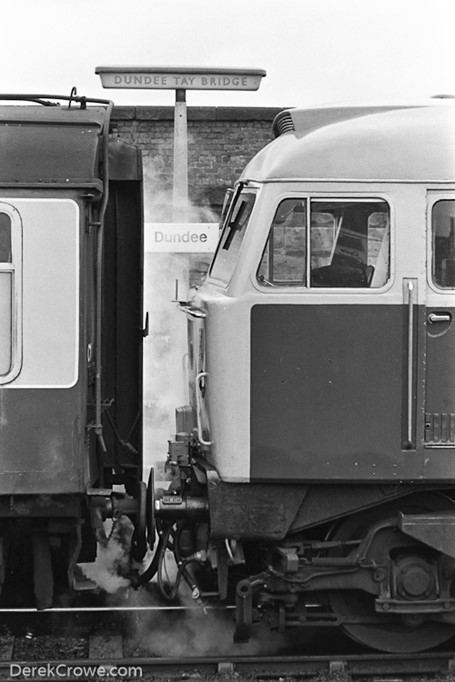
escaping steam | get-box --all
[142,157,218,480]
[121,579,292,658]
[81,157,255,656]
[79,517,133,594]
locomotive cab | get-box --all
[152,101,455,653]
[186,104,455,485]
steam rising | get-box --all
[128,161,280,658]
[125,606,289,658]
[121,577,292,658]
[79,518,132,594]
[83,157,281,659]
[142,158,218,478]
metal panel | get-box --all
[0,106,106,184]
[400,513,455,559]
[250,303,418,482]
[0,387,84,493]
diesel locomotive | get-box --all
[0,93,146,608]
[147,99,455,653]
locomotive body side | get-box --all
[190,104,455,484]
[152,102,455,653]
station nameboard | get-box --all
[96,66,266,91]
[145,223,219,253]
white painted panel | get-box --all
[7,199,79,388]
[0,272,11,375]
[205,295,251,482]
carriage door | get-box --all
[425,195,455,450]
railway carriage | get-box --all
[0,94,145,608]
[150,100,455,653]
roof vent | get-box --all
[273,110,295,137]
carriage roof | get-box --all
[0,103,107,184]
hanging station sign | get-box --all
[95,66,266,91]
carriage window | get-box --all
[0,213,13,375]
[257,198,390,288]
[432,200,455,288]
[209,192,255,285]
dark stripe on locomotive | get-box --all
[249,303,448,482]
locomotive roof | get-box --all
[0,104,108,185]
[241,102,455,183]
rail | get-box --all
[0,608,454,679]
[1,651,455,679]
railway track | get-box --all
[0,610,454,681]
[1,648,455,680]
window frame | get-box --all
[256,195,392,292]
[208,188,257,287]
[0,203,22,384]
[257,197,308,287]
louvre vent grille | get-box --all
[273,111,295,137]
[425,412,455,445]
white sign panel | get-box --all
[96,67,266,91]
[145,223,219,253]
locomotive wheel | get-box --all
[328,493,455,653]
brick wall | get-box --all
[111,106,283,220]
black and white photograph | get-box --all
[1,0,455,679]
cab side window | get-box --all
[432,200,455,288]
[257,198,390,288]
[257,199,307,286]
[310,201,390,288]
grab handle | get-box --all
[404,279,417,449]
[195,372,212,446]
[428,312,451,324]
[179,305,207,319]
